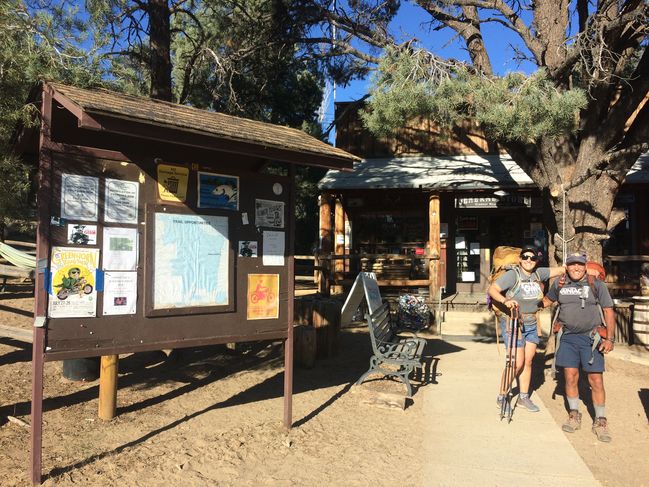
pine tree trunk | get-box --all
[148,0,172,101]
[547,175,619,265]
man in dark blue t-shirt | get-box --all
[543,251,615,442]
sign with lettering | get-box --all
[455,195,531,208]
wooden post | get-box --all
[318,192,333,296]
[284,164,296,428]
[429,193,441,304]
[31,86,55,487]
[98,355,119,420]
[333,197,345,294]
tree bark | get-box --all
[148,0,173,101]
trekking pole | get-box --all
[507,306,519,423]
[500,306,519,422]
[500,306,517,421]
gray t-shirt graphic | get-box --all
[546,277,614,334]
[495,267,551,315]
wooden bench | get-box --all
[356,302,427,397]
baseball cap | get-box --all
[520,245,539,257]
[566,251,587,265]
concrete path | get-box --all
[422,338,599,486]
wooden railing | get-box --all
[312,252,431,290]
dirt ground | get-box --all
[535,345,649,486]
[1,286,649,486]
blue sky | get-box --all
[322,2,538,141]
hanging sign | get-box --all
[157,164,189,202]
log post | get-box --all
[98,355,119,421]
[333,197,345,294]
[429,193,441,304]
[318,193,333,296]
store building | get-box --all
[318,101,649,300]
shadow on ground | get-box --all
[2,326,467,481]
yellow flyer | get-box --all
[247,274,279,320]
[48,247,100,318]
[157,164,189,202]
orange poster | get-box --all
[247,274,279,320]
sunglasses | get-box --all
[520,255,538,262]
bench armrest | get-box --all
[378,339,422,359]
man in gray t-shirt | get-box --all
[488,246,565,413]
[543,251,615,442]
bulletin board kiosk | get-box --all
[17,83,358,484]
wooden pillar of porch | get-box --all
[429,194,441,303]
[333,198,345,295]
[318,192,333,296]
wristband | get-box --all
[605,337,615,344]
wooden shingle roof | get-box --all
[47,82,359,169]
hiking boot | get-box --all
[592,417,612,443]
[517,396,540,412]
[562,410,582,433]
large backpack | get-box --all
[487,246,542,317]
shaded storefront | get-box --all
[318,103,649,301]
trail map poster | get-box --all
[48,247,100,318]
[247,274,279,320]
[154,213,229,309]
[60,174,99,221]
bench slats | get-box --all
[358,301,427,397]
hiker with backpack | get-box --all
[488,246,566,413]
[542,251,615,442]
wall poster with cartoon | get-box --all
[48,247,100,318]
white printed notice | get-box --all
[61,173,99,221]
[262,231,285,266]
[103,272,137,315]
[103,227,138,270]
[105,179,139,223]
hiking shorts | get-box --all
[556,332,605,373]
[499,316,539,349]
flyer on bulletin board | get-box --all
[247,274,279,320]
[60,173,99,221]
[103,227,138,270]
[103,272,137,315]
[157,164,189,202]
[105,179,139,223]
[48,247,99,318]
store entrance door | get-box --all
[454,212,524,294]
[454,214,491,293]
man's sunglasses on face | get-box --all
[521,254,538,262]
